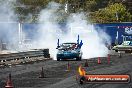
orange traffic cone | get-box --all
[84,60,88,67]
[98,57,101,64]
[66,61,70,71]
[107,54,110,64]
[5,73,13,88]
[39,67,44,78]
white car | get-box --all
[112,41,132,53]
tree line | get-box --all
[14,0,132,23]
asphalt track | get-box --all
[0,51,132,88]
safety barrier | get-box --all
[0,49,50,66]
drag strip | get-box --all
[45,58,132,88]
[0,53,132,88]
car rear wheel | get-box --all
[57,58,60,61]
[115,49,118,52]
[76,57,82,61]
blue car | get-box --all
[56,35,83,61]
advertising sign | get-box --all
[125,27,132,34]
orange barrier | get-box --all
[5,74,13,88]
[98,57,101,64]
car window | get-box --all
[59,43,77,50]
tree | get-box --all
[14,0,132,23]
[90,3,132,23]
[84,0,97,11]
[15,0,49,22]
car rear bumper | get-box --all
[57,53,79,59]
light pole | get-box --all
[18,22,23,49]
[115,30,119,45]
[115,12,119,22]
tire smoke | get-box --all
[33,2,111,60]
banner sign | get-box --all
[125,27,132,34]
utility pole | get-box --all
[18,22,23,49]
[115,31,119,45]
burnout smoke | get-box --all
[0,1,110,59]
[0,0,26,51]
[67,13,110,58]
[35,2,110,60]
[34,2,62,59]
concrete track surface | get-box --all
[0,53,132,88]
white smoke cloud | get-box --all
[0,0,111,58]
[67,13,111,58]
[32,2,62,59]
[0,0,15,22]
[0,0,26,51]
[34,2,111,60]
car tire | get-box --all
[76,57,82,61]
[57,58,60,61]
[115,50,118,52]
